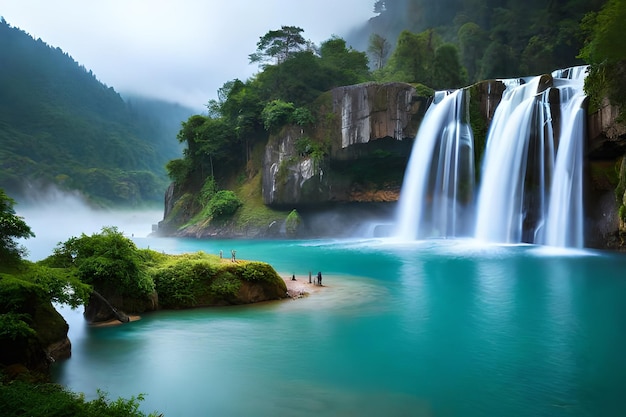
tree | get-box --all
[367,33,391,70]
[319,36,370,85]
[432,44,467,89]
[249,26,307,65]
[578,0,626,118]
[381,29,440,85]
[0,189,34,267]
[51,227,154,299]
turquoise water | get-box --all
[51,238,626,416]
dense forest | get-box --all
[0,18,191,207]
[348,0,606,82]
[163,0,624,234]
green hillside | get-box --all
[0,18,190,207]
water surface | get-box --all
[52,238,626,416]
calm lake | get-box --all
[51,237,626,417]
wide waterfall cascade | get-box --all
[475,69,588,247]
[395,89,474,240]
[396,66,588,248]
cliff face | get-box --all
[260,79,626,247]
[262,82,428,207]
[586,98,626,249]
[161,78,626,248]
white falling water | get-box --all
[395,66,588,248]
[541,73,588,247]
[395,89,474,240]
[474,77,555,244]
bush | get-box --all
[0,378,160,417]
[285,209,301,237]
[261,100,295,131]
[207,190,242,218]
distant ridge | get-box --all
[0,18,192,206]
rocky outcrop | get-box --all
[83,289,158,324]
[262,82,428,207]
[587,98,626,158]
[586,99,626,249]
[0,281,70,373]
[331,82,425,158]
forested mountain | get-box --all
[347,0,605,82]
[0,18,191,206]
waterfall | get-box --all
[395,89,474,240]
[395,66,588,248]
[540,71,588,247]
[474,77,556,244]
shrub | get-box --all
[207,190,242,218]
[261,100,295,131]
[285,209,301,237]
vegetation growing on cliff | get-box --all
[578,0,626,119]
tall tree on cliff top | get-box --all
[249,26,308,65]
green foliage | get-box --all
[292,107,315,126]
[432,44,468,89]
[364,0,600,84]
[368,33,391,70]
[0,189,34,267]
[22,264,91,308]
[150,254,281,308]
[579,0,626,118]
[240,262,280,283]
[207,190,242,218]
[294,137,327,162]
[249,26,308,65]
[0,312,36,341]
[199,177,218,207]
[261,100,296,131]
[319,36,371,85]
[0,378,159,417]
[48,227,154,299]
[285,209,302,237]
[152,260,205,307]
[209,272,241,298]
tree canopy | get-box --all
[0,189,34,267]
[249,26,308,65]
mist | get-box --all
[1,1,375,110]
[15,186,163,261]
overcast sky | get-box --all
[2,1,375,111]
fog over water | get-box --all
[15,186,162,261]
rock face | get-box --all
[586,99,626,249]
[0,282,70,372]
[161,78,626,248]
[262,82,428,207]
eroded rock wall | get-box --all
[262,82,427,207]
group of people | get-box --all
[303,271,322,285]
[219,249,237,262]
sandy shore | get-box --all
[282,274,325,299]
[89,315,141,327]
